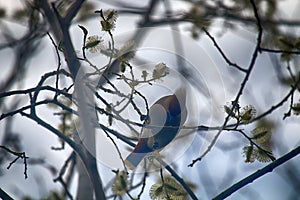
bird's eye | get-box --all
[140,114,151,125]
[144,116,151,125]
[140,114,147,121]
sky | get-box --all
[0,0,300,199]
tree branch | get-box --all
[165,164,198,200]
[213,145,300,200]
[0,188,14,200]
[189,0,263,167]
[0,145,29,179]
[202,28,247,73]
[64,0,85,24]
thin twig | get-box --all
[0,145,29,179]
[136,171,148,199]
[260,47,300,55]
[202,28,248,73]
[254,74,300,122]
[54,152,76,200]
[236,129,275,161]
[165,164,198,200]
[189,0,263,167]
[102,128,128,173]
[160,167,170,199]
[47,32,62,99]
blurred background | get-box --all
[0,0,300,199]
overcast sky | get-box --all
[1,1,300,199]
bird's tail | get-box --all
[124,152,147,170]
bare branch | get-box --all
[64,0,85,24]
[0,188,14,200]
[213,144,300,200]
[0,145,29,179]
[189,0,264,167]
[202,28,248,73]
[165,164,198,200]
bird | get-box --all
[124,88,187,170]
